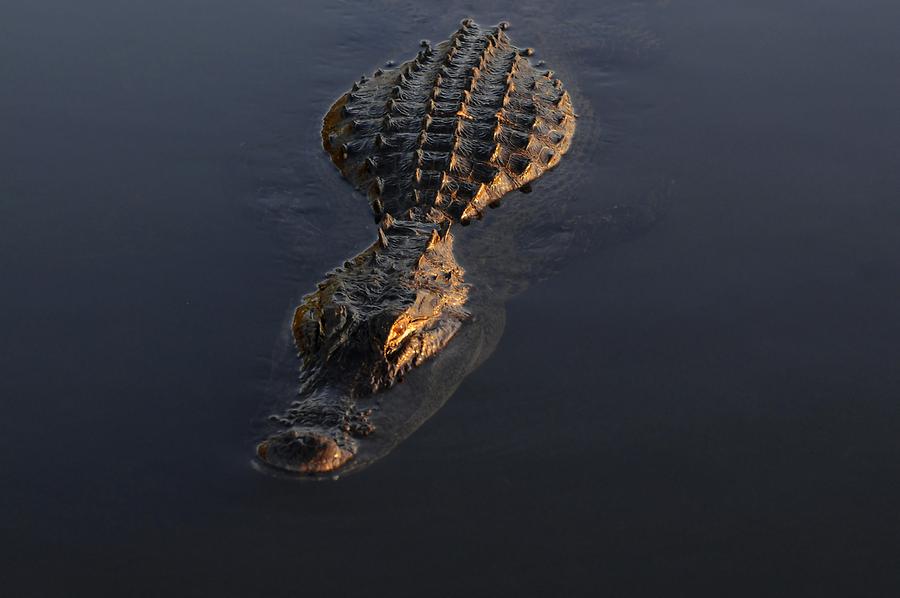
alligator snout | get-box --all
[256,428,354,474]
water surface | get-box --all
[2,1,900,595]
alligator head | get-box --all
[257,209,469,474]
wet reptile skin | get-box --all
[256,19,576,475]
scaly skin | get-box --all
[321,19,576,224]
[257,208,469,473]
[257,19,576,475]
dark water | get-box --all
[3,1,900,595]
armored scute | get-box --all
[323,19,576,223]
[257,19,576,475]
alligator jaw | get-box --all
[256,427,356,474]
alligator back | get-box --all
[321,19,576,224]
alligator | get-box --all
[256,19,577,475]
